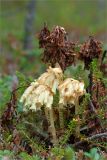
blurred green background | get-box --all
[0,0,107,76]
[0,1,107,156]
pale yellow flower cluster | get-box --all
[20,67,63,111]
[20,66,85,111]
[20,66,86,143]
[59,78,85,106]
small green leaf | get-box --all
[64,147,75,160]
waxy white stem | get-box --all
[49,108,58,145]
[59,104,64,129]
[44,107,50,124]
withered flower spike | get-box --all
[38,25,76,70]
[38,24,50,48]
[79,36,102,69]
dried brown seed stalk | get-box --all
[38,25,76,70]
[79,36,102,69]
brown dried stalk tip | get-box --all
[38,25,76,70]
[79,36,102,69]
[38,23,50,48]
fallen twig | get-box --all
[73,132,107,147]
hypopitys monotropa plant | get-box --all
[20,25,86,145]
[59,78,85,136]
[20,66,63,144]
[20,65,86,144]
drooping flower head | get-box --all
[59,78,85,106]
[23,84,53,111]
